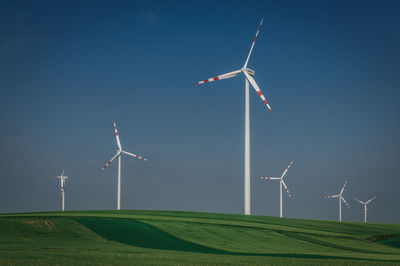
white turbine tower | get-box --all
[101,121,148,210]
[260,161,294,218]
[195,18,273,215]
[55,168,68,211]
[354,196,376,223]
[324,181,350,221]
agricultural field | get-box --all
[1,210,399,265]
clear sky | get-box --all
[1,0,399,223]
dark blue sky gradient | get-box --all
[1,0,399,223]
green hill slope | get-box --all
[1,210,399,265]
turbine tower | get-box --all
[260,161,294,218]
[55,168,68,211]
[195,18,273,215]
[324,181,350,221]
[354,196,376,223]
[101,121,148,210]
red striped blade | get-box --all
[123,151,148,162]
[244,17,264,68]
[195,69,241,85]
[282,180,292,198]
[101,151,121,170]
[243,70,273,113]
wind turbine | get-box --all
[354,196,376,223]
[195,18,273,215]
[260,161,294,218]
[55,168,68,211]
[324,181,350,221]
[101,121,148,210]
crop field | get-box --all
[1,210,399,265]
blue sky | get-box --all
[1,0,400,223]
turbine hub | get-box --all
[243,68,255,76]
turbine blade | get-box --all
[281,160,294,179]
[260,177,281,180]
[340,180,347,195]
[341,196,350,208]
[113,120,122,150]
[366,196,376,204]
[101,151,120,170]
[324,194,339,199]
[282,180,292,198]
[194,69,241,85]
[243,70,273,113]
[123,151,148,162]
[353,197,364,204]
[243,17,264,68]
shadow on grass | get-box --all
[276,230,400,255]
[379,238,400,248]
[73,217,399,262]
[368,234,400,248]
[74,217,221,254]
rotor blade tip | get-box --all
[267,105,274,114]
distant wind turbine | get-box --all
[354,196,376,223]
[55,168,68,211]
[260,161,294,218]
[195,17,273,215]
[101,121,148,210]
[324,181,350,221]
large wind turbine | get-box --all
[195,18,273,215]
[55,168,68,211]
[324,181,350,221]
[354,196,376,223]
[101,121,148,210]
[260,161,294,218]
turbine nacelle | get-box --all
[55,168,68,181]
[242,68,255,76]
[55,176,68,180]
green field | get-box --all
[1,210,399,265]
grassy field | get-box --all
[1,210,399,265]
